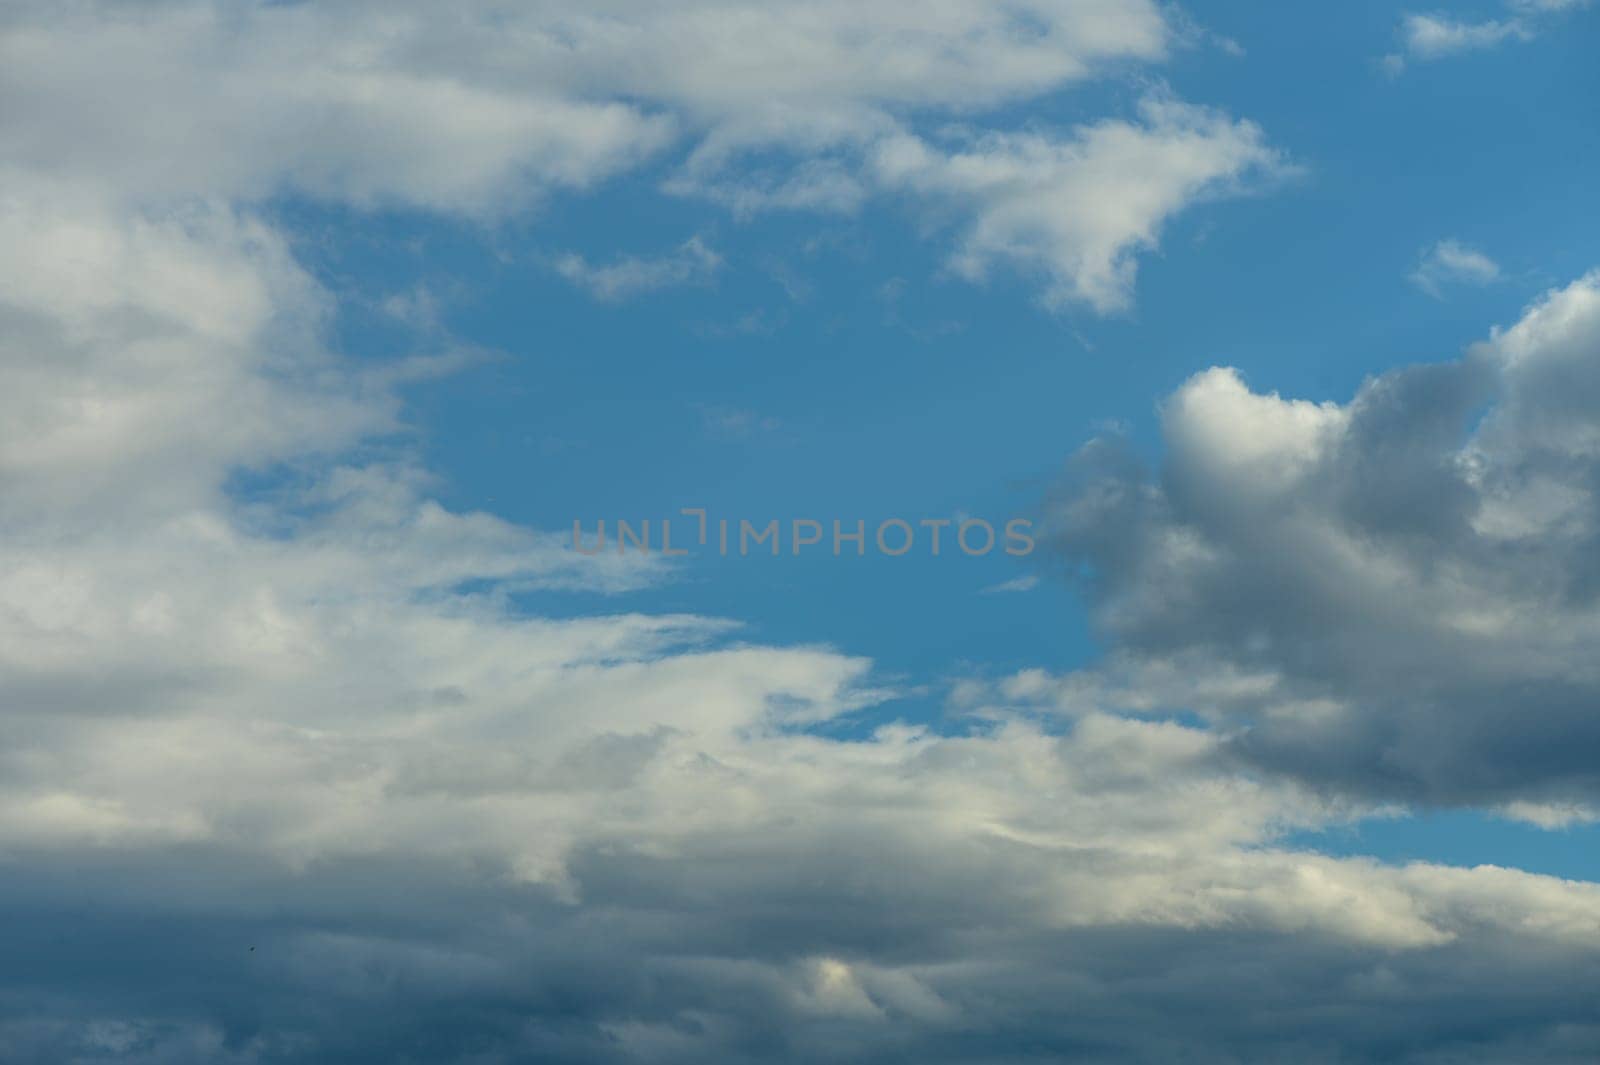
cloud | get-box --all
[1411,239,1502,297]
[1510,0,1593,12]
[0,0,1169,214]
[0,3,674,214]
[4,179,1600,1054]
[696,404,782,438]
[0,181,1591,1064]
[982,575,1041,594]
[1500,800,1600,829]
[1400,13,1531,59]
[1037,271,1600,808]
[0,0,1274,313]
[5,4,1596,1060]
[555,237,723,302]
[1384,1,1590,70]
[8,700,1600,1060]
[0,181,388,521]
[872,95,1289,312]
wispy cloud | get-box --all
[1410,239,1501,297]
[555,236,722,302]
[872,94,1290,313]
[1500,800,1600,830]
[696,403,781,438]
[1384,0,1589,72]
[982,574,1040,594]
[1401,13,1530,59]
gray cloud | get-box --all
[5,827,1600,1063]
[1035,273,1600,808]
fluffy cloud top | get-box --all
[1038,272,1600,807]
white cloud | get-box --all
[1400,13,1530,59]
[0,181,385,520]
[872,96,1288,312]
[1163,366,1349,493]
[0,0,1169,214]
[555,237,722,302]
[1500,800,1600,829]
[0,4,673,214]
[1385,0,1590,69]
[1411,239,1502,296]
[0,0,1275,313]
[983,575,1041,594]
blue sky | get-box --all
[302,0,1600,870]
[4,1,1600,1061]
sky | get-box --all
[2,1,1600,1062]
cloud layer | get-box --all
[0,0,1270,312]
[3,3,1599,1062]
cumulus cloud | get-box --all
[0,182,385,520]
[1036,271,1600,807]
[4,3,1598,1061]
[1411,239,1502,297]
[5,178,1600,1054]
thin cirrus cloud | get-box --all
[555,237,723,302]
[1383,0,1590,71]
[1410,238,1502,296]
[983,575,1042,594]
[695,403,783,439]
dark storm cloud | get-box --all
[5,841,1600,1064]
